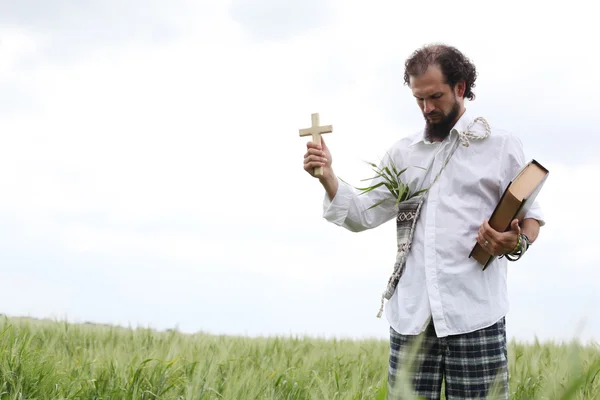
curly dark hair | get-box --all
[403,44,478,101]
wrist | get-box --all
[509,235,521,254]
[320,173,338,201]
[502,233,532,262]
[319,169,336,187]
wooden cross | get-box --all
[299,113,333,177]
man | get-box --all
[303,44,544,399]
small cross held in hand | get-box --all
[299,113,333,177]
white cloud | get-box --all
[0,28,39,78]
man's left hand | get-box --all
[477,219,520,257]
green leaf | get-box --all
[395,184,408,205]
[356,182,385,194]
[367,198,389,210]
[395,167,409,177]
[359,175,384,182]
[370,172,394,191]
[382,166,395,180]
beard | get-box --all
[424,99,460,142]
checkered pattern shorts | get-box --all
[388,317,508,400]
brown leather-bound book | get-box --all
[469,159,549,270]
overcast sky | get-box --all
[1,0,598,344]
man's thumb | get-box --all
[511,219,520,232]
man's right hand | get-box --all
[303,137,332,179]
[303,137,338,200]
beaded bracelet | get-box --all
[509,235,522,254]
[503,233,531,262]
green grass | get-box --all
[0,316,599,399]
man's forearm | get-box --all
[521,218,540,243]
[320,173,339,201]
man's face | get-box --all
[409,64,464,141]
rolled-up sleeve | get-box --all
[322,176,398,232]
[323,178,354,226]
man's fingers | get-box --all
[303,139,329,178]
[478,224,486,238]
[481,233,494,249]
[477,224,498,255]
[304,159,325,175]
[477,235,495,255]
[481,221,495,242]
[476,233,487,247]
[304,154,327,167]
[305,162,323,171]
[305,153,327,163]
[305,144,326,157]
[482,220,494,236]
[306,141,322,150]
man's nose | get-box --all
[423,100,435,114]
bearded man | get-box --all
[303,44,545,399]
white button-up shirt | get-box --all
[322,109,545,337]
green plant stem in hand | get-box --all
[340,155,429,210]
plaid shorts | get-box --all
[388,317,508,400]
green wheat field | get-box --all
[1,316,599,399]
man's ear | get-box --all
[455,81,466,98]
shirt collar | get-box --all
[409,108,473,147]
